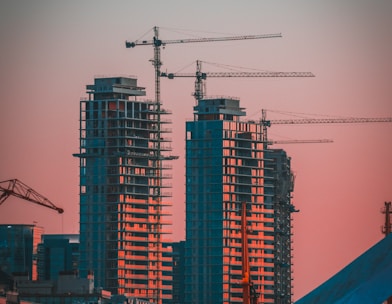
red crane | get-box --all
[0,179,64,214]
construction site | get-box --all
[1,19,392,304]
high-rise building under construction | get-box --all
[75,77,173,303]
[184,97,294,303]
[264,149,295,303]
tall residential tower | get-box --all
[184,98,294,303]
[75,77,174,303]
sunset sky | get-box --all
[1,0,391,300]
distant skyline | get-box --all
[1,1,391,300]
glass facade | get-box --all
[184,98,294,303]
[171,241,185,304]
[75,77,173,303]
[37,234,79,281]
[0,224,43,280]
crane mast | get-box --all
[152,26,162,106]
[381,201,392,304]
[0,179,64,214]
[381,201,392,236]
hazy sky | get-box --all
[1,0,391,300]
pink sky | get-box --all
[1,1,391,300]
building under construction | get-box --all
[264,149,295,303]
[184,97,295,303]
[74,77,174,303]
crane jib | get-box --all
[125,33,282,48]
[0,179,64,214]
[269,117,392,125]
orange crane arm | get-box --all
[0,179,64,214]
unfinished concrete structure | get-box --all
[184,97,295,303]
[75,77,174,303]
[264,149,296,303]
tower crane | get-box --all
[126,27,282,104]
[261,109,392,148]
[161,60,314,102]
[0,179,64,214]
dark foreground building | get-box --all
[37,234,79,281]
[0,224,43,281]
